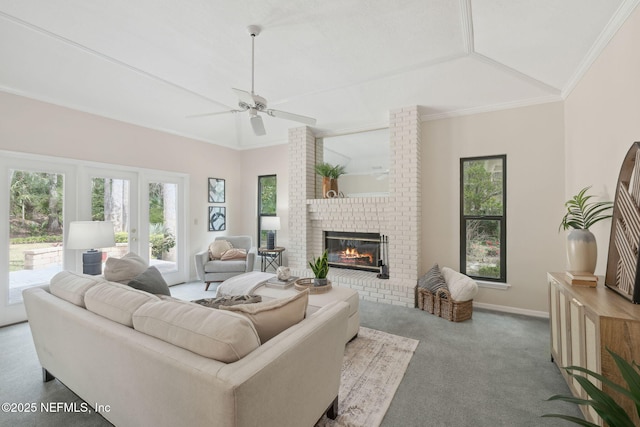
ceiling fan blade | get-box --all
[250,114,266,136]
[267,109,316,125]
[186,110,239,118]
[232,88,256,106]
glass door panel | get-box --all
[8,170,64,304]
[91,177,131,264]
[148,181,178,275]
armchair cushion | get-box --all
[205,259,248,273]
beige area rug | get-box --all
[316,327,419,427]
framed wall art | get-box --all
[208,206,226,231]
[208,178,225,203]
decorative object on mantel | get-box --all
[315,162,346,198]
[606,142,640,303]
[559,186,613,274]
[308,250,330,287]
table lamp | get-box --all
[262,216,281,250]
[67,221,116,275]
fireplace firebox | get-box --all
[325,231,380,272]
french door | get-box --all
[1,153,188,326]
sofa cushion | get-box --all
[204,259,247,273]
[132,299,260,363]
[85,282,160,327]
[220,248,247,260]
[192,294,262,309]
[441,267,478,302]
[220,289,309,343]
[49,270,106,307]
[208,240,233,260]
[418,263,448,293]
[104,252,148,284]
[127,266,171,296]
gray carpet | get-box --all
[0,281,582,426]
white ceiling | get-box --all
[0,0,637,150]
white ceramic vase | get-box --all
[567,229,597,273]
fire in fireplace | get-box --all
[325,231,380,272]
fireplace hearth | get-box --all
[325,231,381,272]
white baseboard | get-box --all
[473,301,548,319]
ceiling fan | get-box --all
[188,25,317,136]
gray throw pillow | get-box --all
[127,266,170,296]
[192,294,262,309]
[418,263,448,293]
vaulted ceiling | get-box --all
[0,0,637,150]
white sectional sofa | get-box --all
[23,271,349,427]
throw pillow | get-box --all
[220,248,247,260]
[104,252,148,284]
[192,294,262,309]
[208,239,233,260]
[128,266,171,296]
[441,267,478,302]
[220,289,309,343]
[418,263,448,293]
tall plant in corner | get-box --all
[559,186,613,274]
[543,348,640,427]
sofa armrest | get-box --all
[245,247,257,272]
[217,301,349,427]
[194,250,209,281]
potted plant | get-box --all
[559,186,613,273]
[543,348,640,426]
[315,162,346,198]
[309,250,329,286]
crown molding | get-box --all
[562,0,640,98]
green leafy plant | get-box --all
[559,186,613,231]
[543,348,640,426]
[309,250,329,279]
[149,224,176,259]
[314,162,346,179]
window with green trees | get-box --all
[460,155,506,282]
[258,175,277,248]
[9,170,64,302]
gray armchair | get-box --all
[195,236,257,290]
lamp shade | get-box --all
[261,216,281,231]
[67,221,116,249]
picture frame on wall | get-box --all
[208,178,225,203]
[208,206,226,231]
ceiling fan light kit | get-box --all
[188,25,317,136]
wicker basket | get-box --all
[417,287,473,322]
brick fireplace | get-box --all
[288,106,421,306]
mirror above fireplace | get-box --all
[316,128,390,198]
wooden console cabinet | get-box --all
[548,272,640,426]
